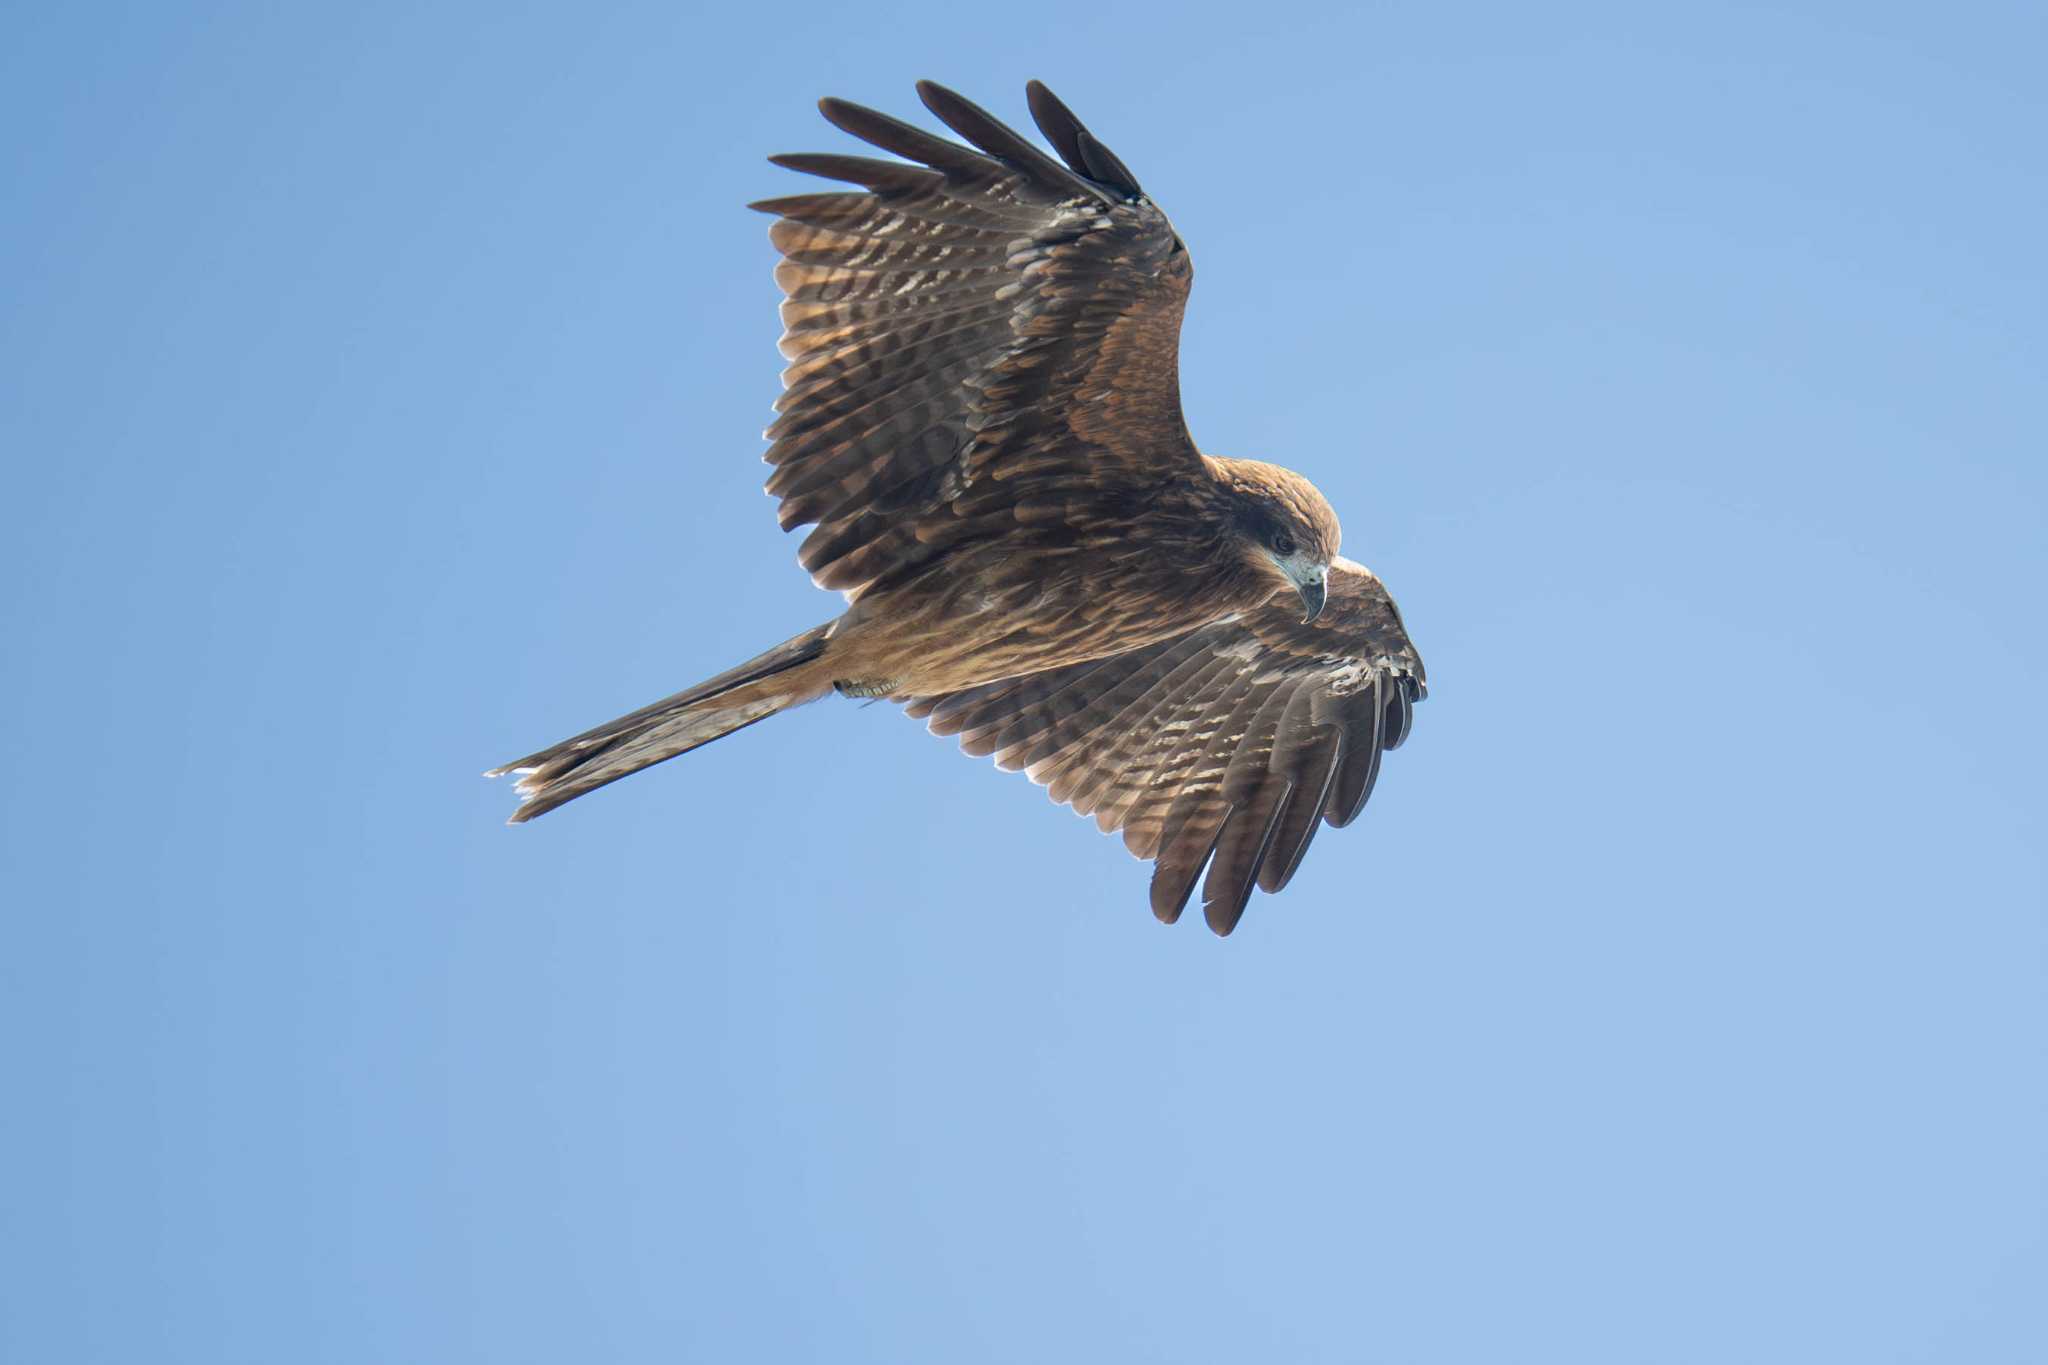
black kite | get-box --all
[490,81,1427,935]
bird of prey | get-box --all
[490,80,1426,935]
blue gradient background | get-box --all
[5,3,2044,1361]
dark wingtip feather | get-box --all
[817,96,986,175]
[916,80,1109,204]
[1384,683,1416,751]
[1025,80,1143,198]
[760,152,947,197]
[1324,682,1388,829]
[1257,735,1344,894]
[1150,818,1227,925]
[1203,796,1289,936]
[1327,739,1382,829]
[1075,129,1142,198]
[1024,80,1089,175]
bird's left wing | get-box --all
[905,560,1427,935]
[751,80,1200,601]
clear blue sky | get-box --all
[4,2,2044,1361]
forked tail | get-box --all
[487,623,835,822]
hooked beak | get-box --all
[1295,569,1328,623]
[1266,549,1331,623]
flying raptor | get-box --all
[490,80,1427,935]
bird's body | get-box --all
[492,80,1427,934]
[823,457,1305,696]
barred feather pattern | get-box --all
[751,80,1198,602]
[905,560,1426,935]
[494,82,1430,935]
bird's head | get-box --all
[1207,457,1343,622]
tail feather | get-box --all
[488,623,833,822]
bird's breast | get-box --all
[838,542,1268,697]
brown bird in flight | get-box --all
[490,80,1427,935]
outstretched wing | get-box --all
[905,561,1427,936]
[752,80,1198,600]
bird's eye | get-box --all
[1272,533,1297,557]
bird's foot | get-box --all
[833,678,899,699]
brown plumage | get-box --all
[489,80,1427,935]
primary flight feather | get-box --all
[490,80,1427,935]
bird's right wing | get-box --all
[751,81,1201,601]
[905,560,1427,935]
